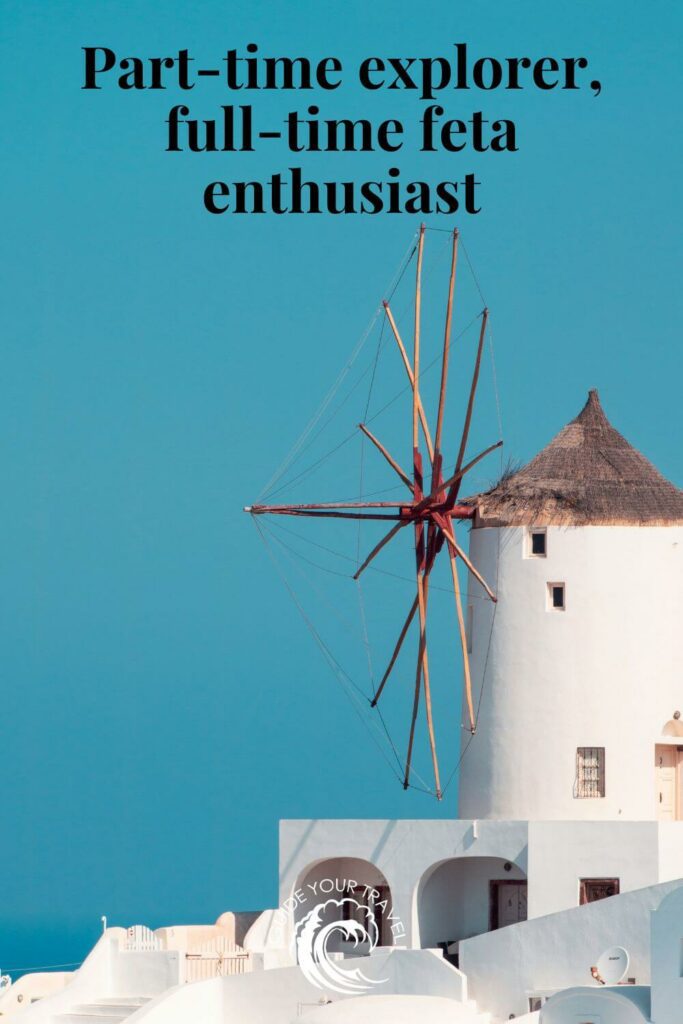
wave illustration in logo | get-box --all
[294,896,388,995]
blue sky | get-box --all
[1,0,681,973]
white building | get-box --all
[8,391,683,1023]
[275,390,683,1019]
[459,388,683,824]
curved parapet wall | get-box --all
[540,985,650,1023]
[459,877,683,1019]
[0,972,72,1022]
[125,950,470,1024]
[650,883,683,1021]
[299,994,482,1023]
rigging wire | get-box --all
[365,313,482,429]
[3,962,81,974]
[252,226,505,801]
[441,483,503,783]
[353,230,453,698]
[264,516,495,610]
[257,232,418,502]
[262,521,371,640]
[262,327,395,501]
[441,495,503,798]
[254,518,438,795]
[260,230,454,503]
[263,515,496,598]
[356,579,375,687]
[322,483,407,503]
[265,534,357,582]
[488,317,504,445]
[448,234,503,790]
[429,227,505,796]
[354,299,390,694]
[264,313,482,502]
[263,428,358,501]
[460,236,487,308]
[253,519,406,781]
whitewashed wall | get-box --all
[459,878,683,1020]
[527,821,660,918]
[656,821,683,882]
[540,985,650,1023]
[123,978,224,1023]
[299,993,484,1023]
[280,818,680,950]
[460,525,683,822]
[418,855,526,948]
[19,929,180,1024]
[279,818,528,949]
[20,930,123,1023]
[126,950,469,1024]
[0,971,71,1022]
[650,884,683,1023]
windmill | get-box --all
[245,226,501,800]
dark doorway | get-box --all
[489,880,528,930]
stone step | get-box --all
[57,1015,130,1024]
[77,1001,150,1012]
[57,999,152,1024]
[95,998,151,1005]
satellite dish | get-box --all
[596,945,630,984]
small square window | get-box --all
[576,747,606,798]
[579,878,619,904]
[530,529,547,557]
[548,582,565,610]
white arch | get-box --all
[414,855,527,950]
[291,856,397,954]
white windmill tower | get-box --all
[459,389,683,822]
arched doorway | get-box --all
[293,857,397,955]
[416,856,527,955]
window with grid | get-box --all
[576,747,605,798]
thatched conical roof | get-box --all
[469,389,683,527]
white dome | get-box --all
[296,994,480,1023]
[540,985,649,1023]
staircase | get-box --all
[56,996,151,1023]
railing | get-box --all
[184,938,252,982]
[123,926,161,952]
[296,1000,333,1016]
[120,925,253,981]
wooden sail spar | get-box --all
[247,226,501,799]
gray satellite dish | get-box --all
[596,945,630,985]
